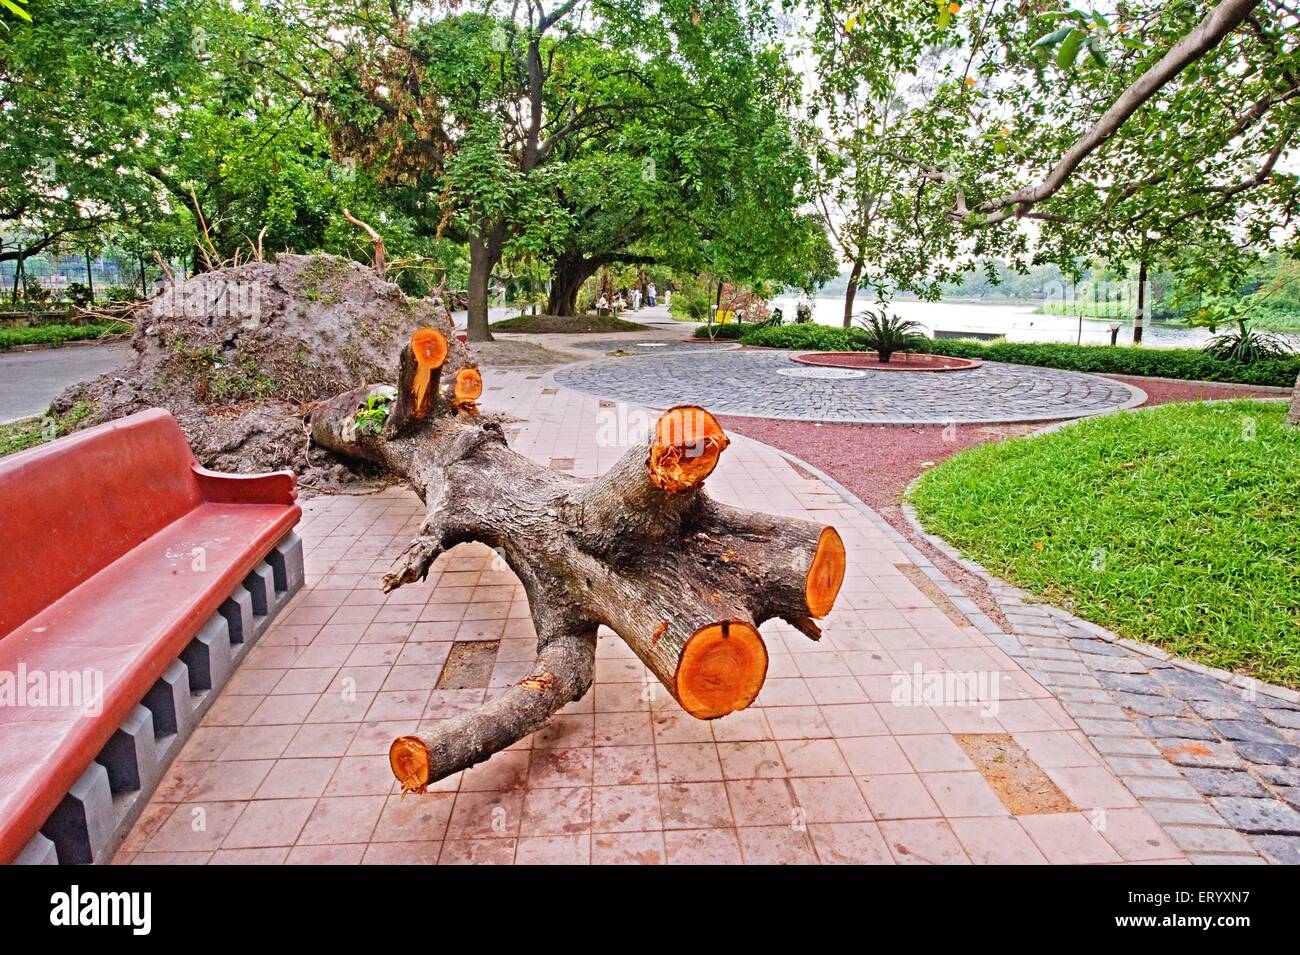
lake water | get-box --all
[769,295,1219,349]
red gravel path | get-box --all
[721,375,1293,630]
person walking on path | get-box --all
[631,286,642,310]
[647,282,657,307]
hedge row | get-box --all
[0,321,130,350]
[720,322,1300,388]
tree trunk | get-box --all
[843,256,863,329]
[466,235,497,343]
[1133,257,1147,344]
[85,250,95,304]
[1287,372,1300,427]
[306,319,846,790]
[546,254,597,317]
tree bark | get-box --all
[466,233,499,343]
[1133,257,1147,344]
[1287,372,1300,426]
[546,253,598,317]
[306,324,847,790]
[843,255,863,328]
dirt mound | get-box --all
[471,339,586,369]
[50,254,459,485]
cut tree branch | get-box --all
[306,313,846,791]
[343,209,387,279]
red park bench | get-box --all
[0,408,303,864]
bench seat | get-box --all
[0,409,302,863]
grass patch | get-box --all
[0,321,130,350]
[909,401,1300,686]
[734,323,1300,387]
[489,313,644,333]
[0,416,46,457]
[0,401,95,460]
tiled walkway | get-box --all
[115,374,1184,864]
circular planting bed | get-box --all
[793,351,981,372]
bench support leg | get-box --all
[221,586,255,656]
[269,531,305,595]
[142,660,193,762]
[14,832,58,865]
[41,762,114,865]
[180,614,232,693]
[97,704,160,797]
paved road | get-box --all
[553,348,1144,425]
[0,343,129,422]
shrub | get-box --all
[854,310,926,362]
[691,323,745,339]
[1202,327,1295,364]
[735,323,1300,387]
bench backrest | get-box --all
[0,409,203,637]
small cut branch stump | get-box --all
[308,317,846,792]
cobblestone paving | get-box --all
[553,349,1143,424]
[898,499,1300,865]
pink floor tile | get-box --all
[664,828,743,864]
[858,774,942,820]
[1019,812,1125,864]
[878,819,971,865]
[592,831,665,865]
[950,817,1049,864]
[737,826,819,864]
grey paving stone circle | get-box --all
[553,348,1141,424]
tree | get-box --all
[0,0,199,267]
[279,1,635,340]
[806,0,1299,344]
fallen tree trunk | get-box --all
[308,321,846,791]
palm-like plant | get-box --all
[1203,324,1295,364]
[854,309,927,362]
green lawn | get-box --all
[909,401,1300,686]
[0,320,130,350]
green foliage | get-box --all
[735,323,1300,386]
[354,389,394,435]
[910,401,1300,686]
[670,277,717,323]
[0,417,44,457]
[0,321,129,349]
[853,310,926,362]
[1203,328,1295,365]
[691,323,745,340]
[735,322,870,351]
